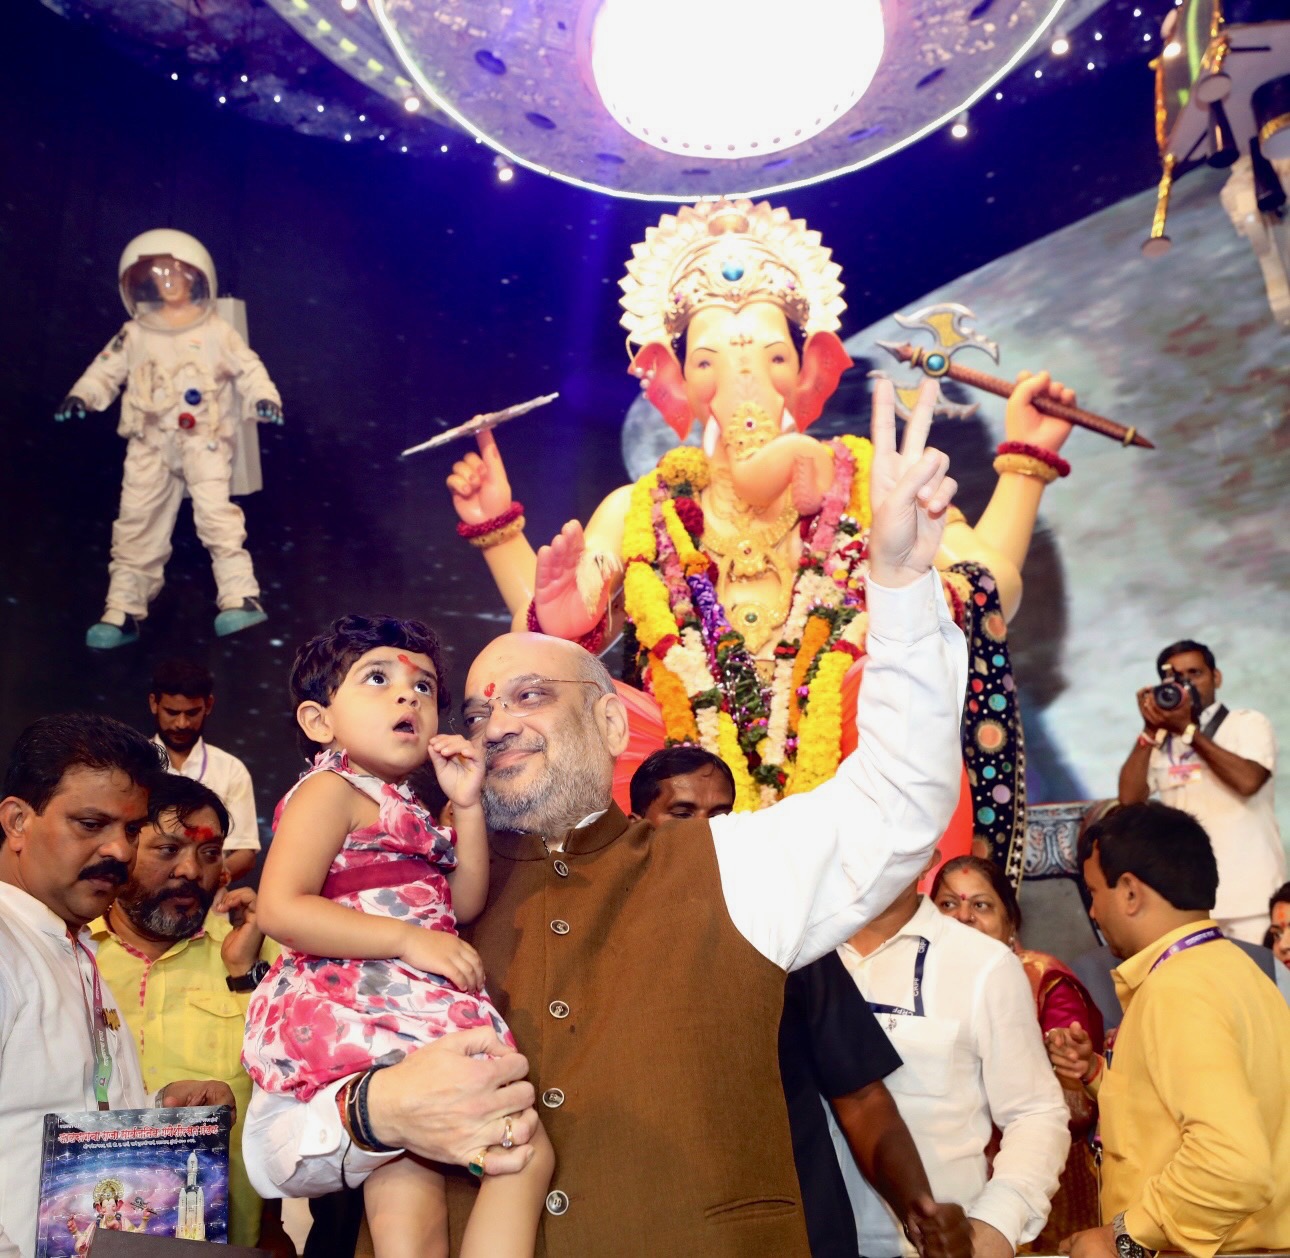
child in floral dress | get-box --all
[244,614,551,1258]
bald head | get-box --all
[465,633,627,837]
[465,633,614,705]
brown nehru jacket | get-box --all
[446,803,809,1257]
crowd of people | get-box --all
[2,415,1288,1258]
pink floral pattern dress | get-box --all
[242,749,513,1101]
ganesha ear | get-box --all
[792,331,853,431]
[630,342,694,440]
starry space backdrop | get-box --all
[2,0,1285,859]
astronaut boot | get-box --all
[214,597,267,637]
[86,612,141,650]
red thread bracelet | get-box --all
[995,442,1070,478]
[456,502,525,540]
[526,600,608,655]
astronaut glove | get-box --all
[55,396,88,423]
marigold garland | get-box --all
[790,614,833,728]
[623,563,677,652]
[658,447,711,491]
[660,498,710,577]
[622,435,881,808]
[622,472,660,564]
[716,711,761,812]
[785,649,854,796]
[839,436,873,527]
[649,659,699,743]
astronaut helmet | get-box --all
[118,230,217,330]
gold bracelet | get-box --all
[466,515,526,549]
[993,453,1060,484]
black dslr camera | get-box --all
[1152,666,1200,717]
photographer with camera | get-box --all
[1118,640,1284,944]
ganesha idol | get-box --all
[448,200,1075,879]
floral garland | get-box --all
[622,440,880,810]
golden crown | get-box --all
[620,200,846,348]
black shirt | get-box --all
[779,950,904,1258]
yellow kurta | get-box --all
[89,913,276,1248]
[1095,919,1290,1255]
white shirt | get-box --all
[834,898,1070,1255]
[1147,705,1282,919]
[154,736,260,852]
[242,569,969,1197]
[0,884,148,1258]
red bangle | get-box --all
[996,441,1070,478]
[457,502,524,540]
[526,600,607,655]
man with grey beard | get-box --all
[243,389,973,1257]
[89,774,283,1251]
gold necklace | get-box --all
[700,490,800,653]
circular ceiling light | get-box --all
[588,0,885,161]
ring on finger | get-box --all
[468,1148,488,1178]
[501,1116,514,1150]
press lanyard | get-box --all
[192,741,208,783]
[1148,926,1224,973]
[70,932,114,1110]
[867,937,929,1027]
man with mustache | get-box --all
[0,713,237,1258]
[149,659,260,882]
[89,774,281,1250]
[244,388,967,1255]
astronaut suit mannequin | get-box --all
[58,229,282,649]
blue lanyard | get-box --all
[1149,926,1224,973]
[867,937,929,1022]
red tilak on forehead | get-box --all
[484,682,496,698]
[397,653,413,670]
[184,826,216,842]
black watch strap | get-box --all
[226,960,270,992]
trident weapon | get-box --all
[874,303,1153,449]
[399,392,559,458]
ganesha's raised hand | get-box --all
[446,428,514,525]
[867,377,957,588]
[1005,369,1075,453]
[532,519,620,640]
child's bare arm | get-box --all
[428,735,489,924]
[256,773,412,959]
[447,803,489,924]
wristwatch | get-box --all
[226,960,271,992]
[1112,1211,1155,1258]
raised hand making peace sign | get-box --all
[867,377,958,588]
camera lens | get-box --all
[1153,681,1183,710]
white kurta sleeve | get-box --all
[220,758,261,853]
[967,951,1070,1247]
[67,324,132,411]
[0,973,26,1258]
[711,569,968,971]
[218,319,281,422]
[243,1081,399,1198]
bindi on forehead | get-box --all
[484,682,496,698]
[183,826,217,843]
